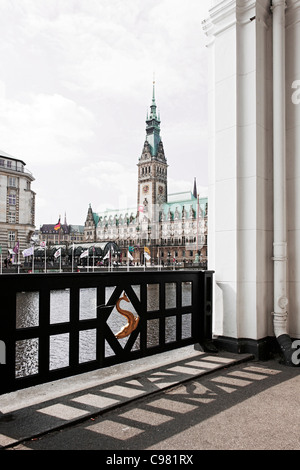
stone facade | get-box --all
[0,150,35,259]
[39,221,84,245]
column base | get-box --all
[212,335,279,360]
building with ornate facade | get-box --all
[84,84,208,267]
[39,216,84,246]
[0,150,35,259]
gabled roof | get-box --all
[92,213,100,226]
[95,206,137,227]
[167,191,196,203]
[70,225,84,233]
[160,193,208,220]
[91,190,207,227]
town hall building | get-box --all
[83,83,208,267]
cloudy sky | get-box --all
[0,0,210,228]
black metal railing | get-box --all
[0,270,213,395]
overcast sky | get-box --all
[0,0,210,228]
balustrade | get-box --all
[0,270,213,394]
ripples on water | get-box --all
[15,283,192,378]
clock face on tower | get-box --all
[158,185,164,194]
[143,185,149,194]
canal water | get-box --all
[15,283,193,378]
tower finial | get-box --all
[193,177,197,198]
[152,73,156,104]
[145,77,161,156]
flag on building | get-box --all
[54,248,61,258]
[144,247,151,260]
[80,249,89,258]
[22,246,34,257]
[13,241,19,254]
[54,219,61,231]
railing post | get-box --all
[198,270,214,349]
[0,341,5,364]
[204,271,214,340]
[0,271,212,395]
[0,288,16,394]
[0,340,7,396]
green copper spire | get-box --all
[150,80,157,119]
[193,177,197,198]
[146,80,161,156]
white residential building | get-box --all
[0,150,35,259]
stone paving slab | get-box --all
[0,346,253,449]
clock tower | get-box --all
[137,81,168,221]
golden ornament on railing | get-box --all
[115,293,139,339]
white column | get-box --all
[286,0,300,341]
[203,0,274,349]
[272,0,289,338]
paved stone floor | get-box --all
[1,346,299,452]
